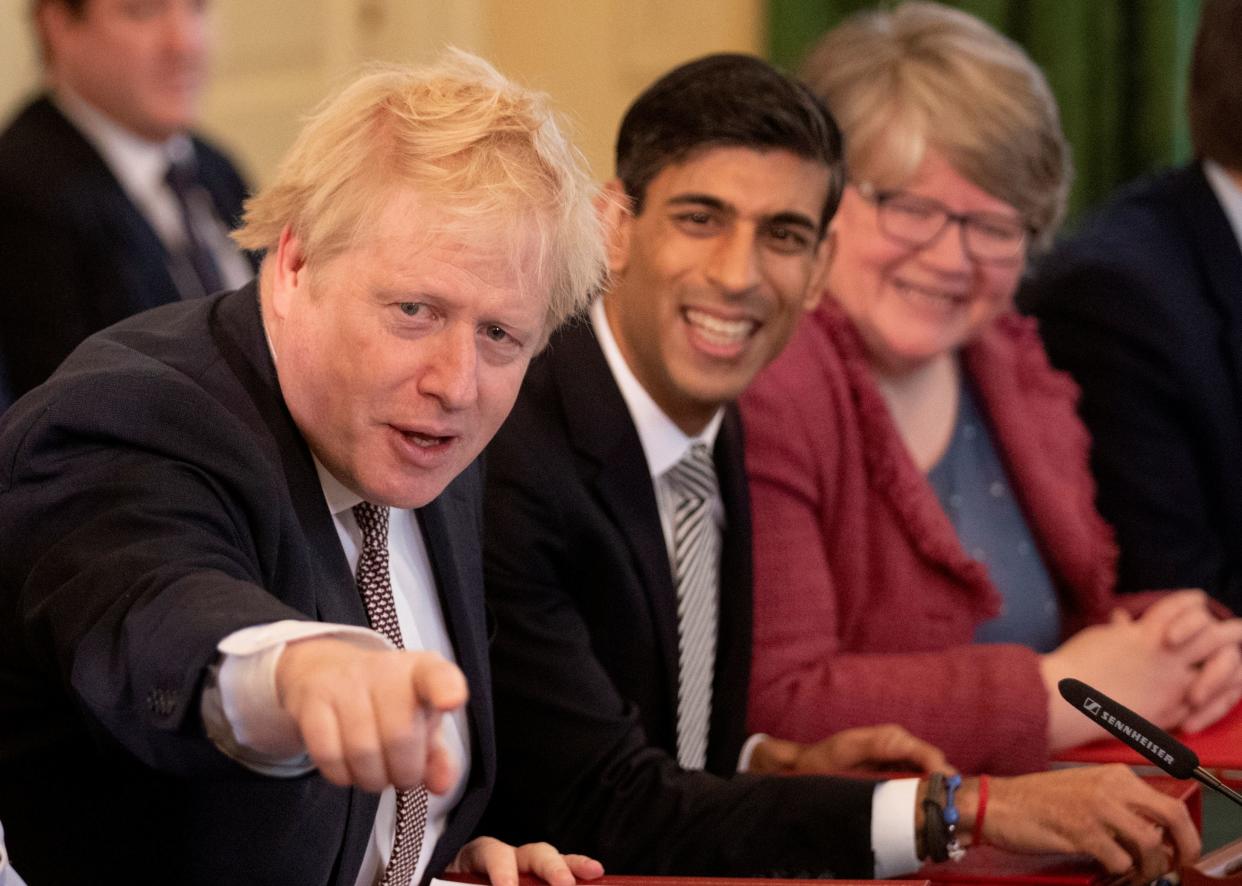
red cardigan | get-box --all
[740,300,1120,774]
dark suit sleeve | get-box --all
[1023,263,1242,606]
[479,417,877,878]
[0,380,310,775]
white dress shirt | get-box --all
[591,298,920,877]
[0,820,27,886]
[51,86,252,295]
[1204,159,1242,254]
[208,460,470,886]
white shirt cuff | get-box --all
[871,777,921,878]
[737,733,768,772]
[204,620,392,772]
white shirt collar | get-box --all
[313,456,364,516]
[51,85,192,209]
[589,297,723,479]
[1204,159,1242,255]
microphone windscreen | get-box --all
[1058,678,1199,779]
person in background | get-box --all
[742,0,1242,778]
[0,51,607,886]
[480,51,1199,885]
[0,0,256,409]
[1020,0,1242,614]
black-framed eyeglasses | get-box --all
[855,182,1031,264]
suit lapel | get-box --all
[551,321,684,723]
[211,286,364,628]
[708,407,753,773]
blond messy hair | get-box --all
[800,1,1071,250]
[234,49,606,331]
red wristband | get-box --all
[973,775,990,847]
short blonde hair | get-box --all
[800,1,1070,250]
[234,50,606,331]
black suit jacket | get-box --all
[480,318,875,877]
[1019,163,1242,611]
[0,95,255,406]
[0,284,495,885]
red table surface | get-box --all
[1057,699,1242,776]
[441,877,926,886]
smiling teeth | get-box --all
[685,308,756,344]
[896,281,967,305]
[405,431,443,448]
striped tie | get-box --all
[353,502,428,886]
[664,443,720,770]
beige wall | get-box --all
[0,0,40,116]
[1,0,764,185]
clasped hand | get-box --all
[1042,589,1242,751]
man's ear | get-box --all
[802,227,835,312]
[598,179,635,278]
[269,225,308,319]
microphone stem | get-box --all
[1193,766,1242,808]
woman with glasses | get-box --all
[741,1,1242,775]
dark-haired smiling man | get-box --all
[478,53,1201,884]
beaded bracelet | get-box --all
[921,772,967,863]
[944,773,966,861]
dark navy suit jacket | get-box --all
[1020,162,1242,612]
[0,284,495,885]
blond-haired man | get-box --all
[0,51,604,886]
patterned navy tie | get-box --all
[663,443,720,770]
[164,157,223,298]
[353,502,429,886]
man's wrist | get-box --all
[746,734,796,773]
[955,776,981,841]
[738,733,771,772]
[916,775,982,860]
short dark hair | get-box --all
[615,53,846,237]
[1189,0,1242,169]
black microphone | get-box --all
[1058,678,1242,808]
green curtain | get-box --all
[768,0,1201,224]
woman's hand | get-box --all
[447,837,604,886]
[1041,590,1242,750]
[1157,589,1242,732]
